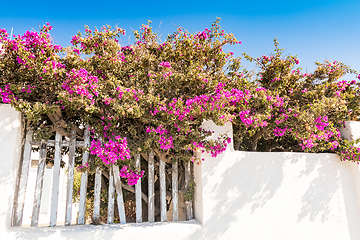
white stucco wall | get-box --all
[0,104,23,235]
[194,120,360,240]
[2,105,360,240]
[194,151,360,240]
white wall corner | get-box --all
[0,104,23,232]
[340,121,360,142]
[340,121,360,222]
[193,120,235,226]
[200,120,234,153]
[193,162,203,225]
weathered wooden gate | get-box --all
[11,129,194,227]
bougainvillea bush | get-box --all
[1,19,360,189]
[231,39,360,157]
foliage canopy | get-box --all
[1,19,360,184]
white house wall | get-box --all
[0,104,23,232]
[194,149,360,240]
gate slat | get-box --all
[65,130,76,226]
[50,132,62,227]
[172,159,178,221]
[160,158,167,222]
[30,140,47,227]
[185,161,193,220]
[112,165,126,224]
[107,167,115,224]
[93,167,102,223]
[12,130,33,227]
[148,152,155,223]
[135,154,142,223]
[78,126,90,225]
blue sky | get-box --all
[1,0,360,78]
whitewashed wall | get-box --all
[2,105,360,240]
[194,120,360,240]
[0,104,23,233]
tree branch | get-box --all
[102,170,148,204]
[251,127,266,151]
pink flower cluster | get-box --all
[151,82,284,135]
[341,146,360,162]
[262,55,271,62]
[299,138,315,149]
[298,116,340,150]
[0,85,14,103]
[207,137,231,157]
[0,28,9,41]
[273,126,291,137]
[159,61,171,68]
[1,24,62,75]
[9,27,61,54]
[275,113,289,125]
[119,165,144,185]
[62,68,99,102]
[299,131,340,150]
[191,136,231,158]
[325,61,341,75]
[334,80,355,97]
[116,27,126,36]
[43,59,65,72]
[271,77,281,82]
[163,71,173,78]
[42,22,53,32]
[146,125,174,150]
[76,162,90,172]
[70,35,80,45]
[20,85,36,93]
[115,87,143,101]
[272,95,285,107]
[195,30,209,40]
[89,135,131,164]
[153,83,252,125]
[314,116,329,131]
[16,56,26,64]
[239,110,254,127]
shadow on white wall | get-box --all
[189,120,360,240]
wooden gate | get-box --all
[11,129,194,227]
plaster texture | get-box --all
[193,120,360,240]
[0,104,23,235]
